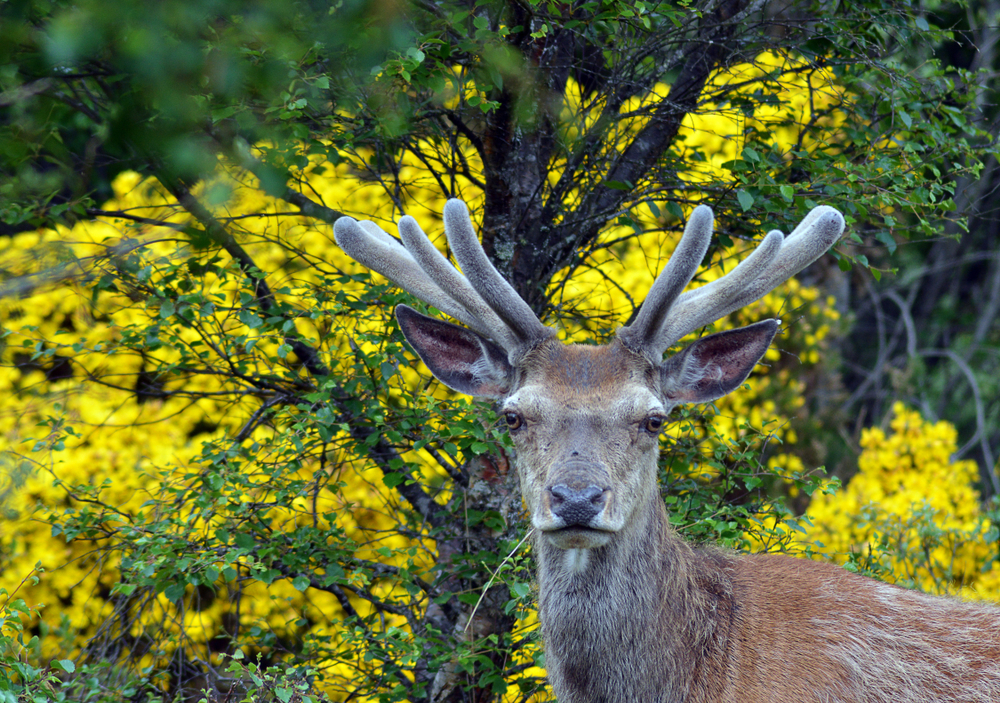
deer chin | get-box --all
[543,526,613,550]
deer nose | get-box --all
[548,484,608,527]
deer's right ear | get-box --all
[395,305,513,398]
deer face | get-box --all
[333,198,842,553]
[393,305,779,552]
[501,341,666,550]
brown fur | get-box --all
[504,339,1000,703]
[535,490,1000,703]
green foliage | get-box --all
[0,0,996,701]
[660,409,828,552]
[0,0,407,229]
[2,568,156,703]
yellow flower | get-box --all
[807,402,997,598]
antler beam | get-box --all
[333,200,555,359]
[619,205,845,358]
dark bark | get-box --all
[472,0,756,314]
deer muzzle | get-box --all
[536,461,615,548]
[548,484,608,527]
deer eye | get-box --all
[642,416,665,434]
[503,412,523,431]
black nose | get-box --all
[548,484,608,527]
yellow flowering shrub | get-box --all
[0,54,847,699]
[0,171,435,689]
[807,402,1000,599]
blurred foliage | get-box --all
[0,0,405,225]
[0,0,996,701]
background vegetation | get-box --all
[0,0,997,701]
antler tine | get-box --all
[443,199,554,346]
[648,228,785,353]
[333,216,496,339]
[654,205,845,352]
[618,205,715,352]
[396,215,520,350]
[357,220,410,251]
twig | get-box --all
[0,566,43,609]
[917,349,999,495]
[464,528,534,633]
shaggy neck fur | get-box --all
[535,491,734,703]
[534,491,1000,703]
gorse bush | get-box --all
[807,402,1000,599]
[0,0,992,698]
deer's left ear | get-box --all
[659,320,778,404]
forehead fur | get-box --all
[516,339,657,401]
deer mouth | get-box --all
[544,525,613,550]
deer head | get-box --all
[333,200,845,558]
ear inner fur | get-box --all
[395,305,513,397]
[659,320,778,403]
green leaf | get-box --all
[292,576,310,592]
[779,185,794,202]
[510,581,531,598]
[55,659,75,673]
[235,532,255,550]
[164,583,186,603]
[382,471,405,488]
[488,64,503,91]
[256,164,290,198]
[239,310,263,329]
[876,230,897,255]
[736,190,754,211]
[603,180,633,190]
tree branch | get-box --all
[580,3,753,227]
[163,177,446,527]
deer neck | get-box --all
[534,488,734,703]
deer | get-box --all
[333,199,1000,703]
